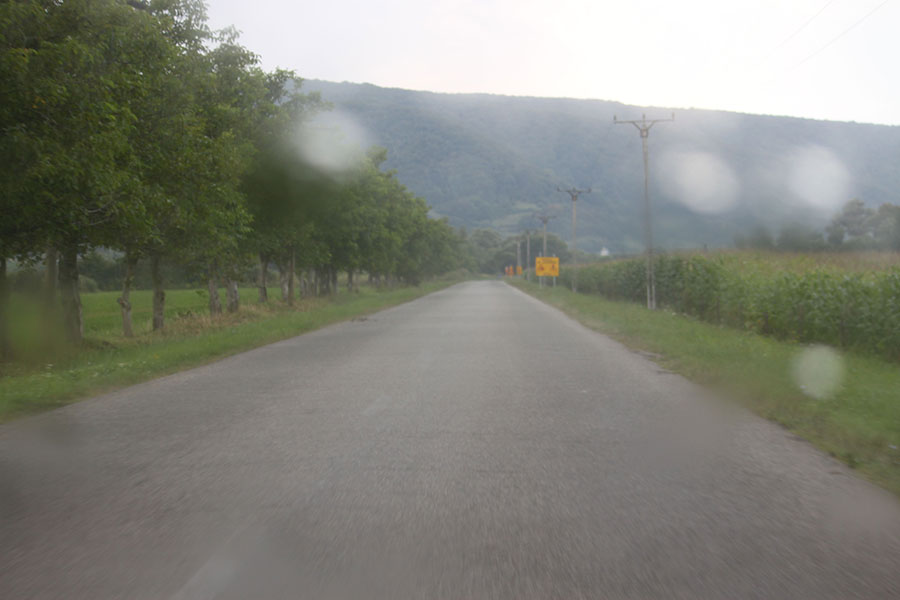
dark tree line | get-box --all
[1,0,464,353]
[735,200,900,253]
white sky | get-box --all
[205,0,900,125]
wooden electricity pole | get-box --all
[535,213,556,288]
[525,230,532,281]
[614,112,674,310]
[516,239,521,277]
[557,187,591,292]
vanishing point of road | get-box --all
[1,281,899,599]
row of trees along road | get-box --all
[0,0,465,355]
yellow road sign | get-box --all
[535,256,559,277]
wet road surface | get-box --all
[1,281,899,598]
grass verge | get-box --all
[511,279,900,497]
[0,279,462,422]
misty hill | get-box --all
[303,80,900,254]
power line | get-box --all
[720,1,889,102]
[794,0,891,69]
[714,2,835,94]
[772,0,836,52]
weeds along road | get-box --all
[1,280,899,599]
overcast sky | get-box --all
[205,0,899,126]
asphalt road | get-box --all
[1,280,899,599]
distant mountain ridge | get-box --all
[303,79,900,253]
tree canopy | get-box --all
[0,0,466,350]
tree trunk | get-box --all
[225,276,239,313]
[117,253,138,338]
[287,246,295,306]
[208,263,222,316]
[278,262,289,302]
[319,268,329,296]
[300,270,310,298]
[347,270,354,292]
[0,256,9,359]
[58,245,83,343]
[44,247,58,310]
[331,268,338,295]
[257,252,268,303]
[38,248,59,352]
[151,254,165,331]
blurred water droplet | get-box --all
[292,110,372,175]
[786,145,850,213]
[659,151,738,214]
[791,345,845,399]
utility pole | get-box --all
[614,112,674,310]
[557,187,591,293]
[516,239,521,277]
[525,230,531,282]
[535,213,556,288]
[535,213,556,256]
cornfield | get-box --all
[559,251,900,362]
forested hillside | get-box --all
[305,80,900,254]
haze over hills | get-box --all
[303,80,900,254]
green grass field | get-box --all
[9,287,228,349]
[511,279,900,497]
[0,280,462,421]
